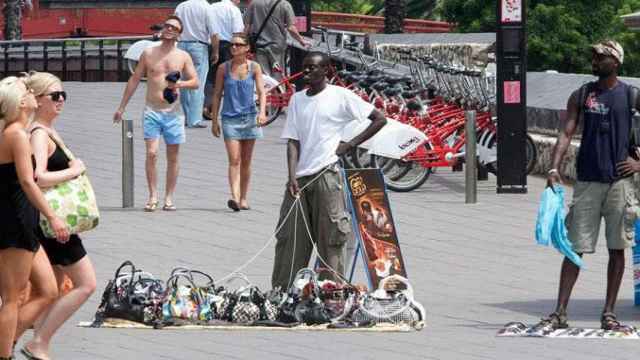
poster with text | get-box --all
[345,168,407,289]
[501,0,522,23]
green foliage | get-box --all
[437,0,640,75]
[311,0,382,14]
[312,0,437,19]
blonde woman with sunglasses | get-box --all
[22,72,96,360]
[0,76,67,360]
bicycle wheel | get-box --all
[370,146,432,192]
[525,134,537,174]
[486,134,537,175]
[257,86,284,127]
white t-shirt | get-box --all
[281,85,375,177]
[210,0,245,42]
[175,0,218,43]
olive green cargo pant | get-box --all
[271,165,353,289]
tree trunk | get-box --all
[384,0,406,34]
[3,0,22,40]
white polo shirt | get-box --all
[281,85,375,177]
[210,0,245,42]
[175,0,218,44]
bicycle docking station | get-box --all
[496,0,528,194]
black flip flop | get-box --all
[21,347,45,360]
[227,199,240,212]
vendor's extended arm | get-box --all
[336,109,387,156]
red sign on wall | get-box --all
[501,0,522,23]
[294,16,308,33]
[504,81,521,104]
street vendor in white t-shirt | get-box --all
[271,51,387,289]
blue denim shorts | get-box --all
[143,106,185,145]
[221,113,263,140]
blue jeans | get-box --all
[178,42,208,127]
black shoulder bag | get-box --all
[627,85,640,158]
[249,0,283,53]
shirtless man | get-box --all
[113,15,198,212]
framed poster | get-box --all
[344,168,407,289]
[504,81,521,104]
[501,0,522,23]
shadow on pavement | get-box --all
[485,298,638,322]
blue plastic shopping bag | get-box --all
[535,186,583,268]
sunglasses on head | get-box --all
[45,91,67,102]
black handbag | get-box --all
[278,268,332,325]
[316,268,359,321]
[92,261,164,326]
[217,273,260,324]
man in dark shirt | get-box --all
[542,40,640,331]
[243,0,311,80]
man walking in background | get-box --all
[204,0,245,116]
[244,0,311,80]
[175,0,219,128]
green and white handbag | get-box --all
[39,134,99,237]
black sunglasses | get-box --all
[163,23,181,32]
[45,91,67,102]
[231,42,248,48]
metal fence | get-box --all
[0,35,149,81]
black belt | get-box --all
[179,40,209,46]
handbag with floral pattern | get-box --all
[38,133,99,237]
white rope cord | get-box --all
[218,196,300,283]
[287,197,299,287]
[217,166,332,284]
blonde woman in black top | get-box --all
[0,76,67,360]
[23,71,96,360]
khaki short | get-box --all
[566,177,639,253]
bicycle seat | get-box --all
[358,80,372,90]
[372,82,390,91]
[383,87,402,97]
[346,74,366,83]
[365,75,385,84]
[367,69,384,76]
[344,41,361,51]
[387,76,412,85]
[407,100,424,112]
[402,89,421,99]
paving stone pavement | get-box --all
[15,82,640,360]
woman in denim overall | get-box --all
[210,34,267,211]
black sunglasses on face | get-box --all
[45,91,67,102]
[231,42,248,48]
[163,23,181,32]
